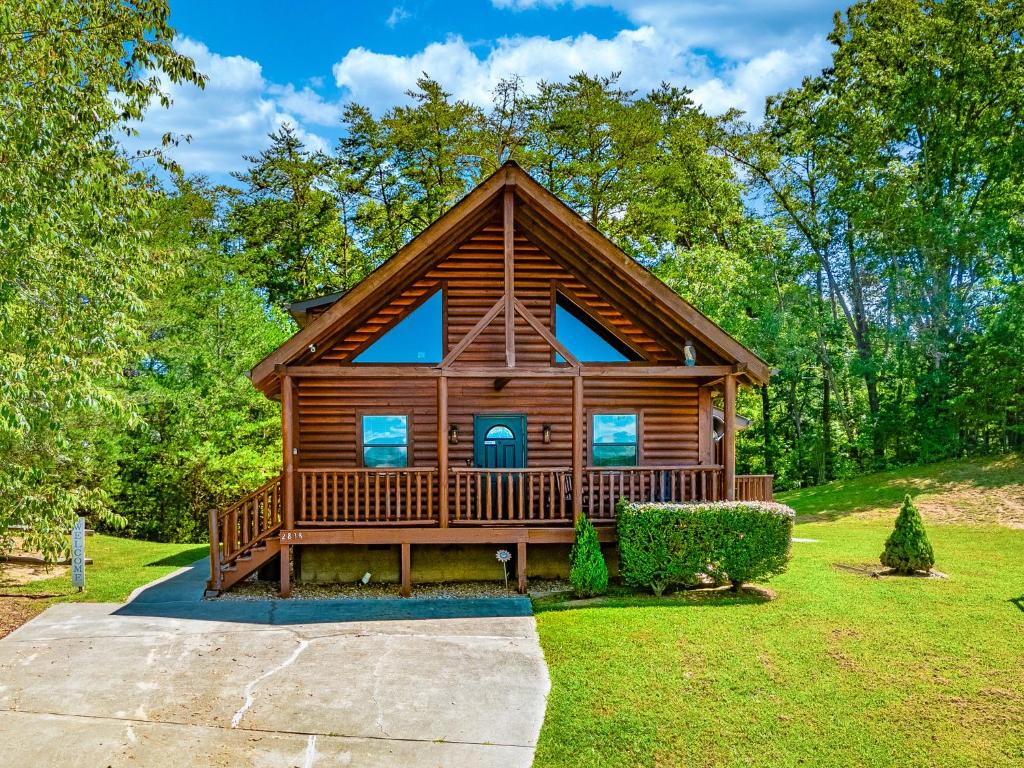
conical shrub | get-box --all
[881,494,935,574]
[569,515,608,597]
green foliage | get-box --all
[0,1,203,558]
[881,495,936,573]
[569,515,608,598]
[616,501,794,595]
[110,176,290,541]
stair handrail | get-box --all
[208,473,284,592]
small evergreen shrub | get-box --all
[569,514,609,597]
[881,495,935,573]
[616,500,795,595]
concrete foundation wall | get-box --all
[298,543,619,584]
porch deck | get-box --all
[208,466,774,594]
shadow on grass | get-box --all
[532,585,771,614]
[1010,596,1024,614]
[144,546,210,568]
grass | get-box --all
[533,456,1024,768]
[1,535,206,604]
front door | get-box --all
[473,414,527,519]
[474,414,527,469]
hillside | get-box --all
[778,454,1024,528]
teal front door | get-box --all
[473,414,527,469]
[473,414,526,519]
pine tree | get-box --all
[881,495,935,574]
[569,515,609,597]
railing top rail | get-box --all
[220,473,282,519]
[450,466,572,474]
[585,464,724,472]
[297,467,438,474]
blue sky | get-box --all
[136,0,841,183]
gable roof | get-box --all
[250,161,771,393]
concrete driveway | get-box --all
[0,562,550,767]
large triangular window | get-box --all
[353,291,442,363]
[554,293,640,363]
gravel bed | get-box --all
[218,577,572,601]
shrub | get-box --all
[616,500,795,595]
[881,495,935,573]
[569,514,609,597]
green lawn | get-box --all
[533,458,1024,767]
[3,535,207,603]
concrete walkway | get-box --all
[0,561,550,767]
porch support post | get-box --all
[723,373,737,501]
[517,540,527,594]
[697,385,713,465]
[572,374,583,522]
[207,508,221,593]
[281,372,296,530]
[279,543,291,598]
[503,187,516,368]
[437,376,449,527]
[400,542,412,598]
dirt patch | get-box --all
[0,597,45,639]
[0,561,66,587]
[833,562,949,579]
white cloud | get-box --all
[492,0,835,60]
[126,37,334,176]
[386,6,411,27]
[333,25,830,118]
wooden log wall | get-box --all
[319,223,678,366]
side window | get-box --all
[361,415,409,467]
[591,413,638,467]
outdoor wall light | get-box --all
[308,343,317,354]
[448,424,460,444]
[683,340,697,366]
[542,424,552,443]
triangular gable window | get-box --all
[554,293,640,363]
[353,291,442,363]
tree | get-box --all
[881,495,935,573]
[228,124,363,307]
[113,176,290,541]
[0,1,203,558]
[569,515,609,597]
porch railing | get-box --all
[582,465,724,520]
[289,466,769,527]
[209,473,283,588]
[450,467,571,524]
[297,468,439,525]
[735,474,775,502]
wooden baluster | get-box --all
[406,471,412,522]
[528,473,535,521]
[517,473,524,520]
[497,471,504,521]
[385,472,392,520]
[486,471,493,520]
[475,472,482,522]
[300,474,307,523]
[374,473,381,522]
[549,471,556,519]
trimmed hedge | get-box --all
[616,500,795,595]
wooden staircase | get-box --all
[207,474,283,594]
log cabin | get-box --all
[207,161,774,597]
